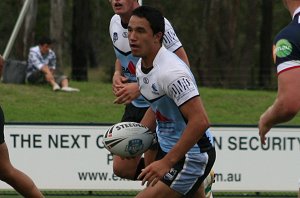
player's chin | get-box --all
[131,49,141,57]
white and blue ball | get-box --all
[102,122,154,157]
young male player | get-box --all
[109,0,189,179]
[128,6,216,197]
[109,1,215,197]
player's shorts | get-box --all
[121,103,148,123]
[157,145,216,196]
[0,106,5,144]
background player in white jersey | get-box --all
[259,0,300,143]
[128,6,215,198]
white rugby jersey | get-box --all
[109,14,183,108]
[136,46,214,154]
[27,46,56,78]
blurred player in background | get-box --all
[0,82,44,197]
[128,6,215,197]
[109,0,215,197]
[258,1,300,196]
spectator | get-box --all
[26,37,79,92]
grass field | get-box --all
[1,78,300,125]
[0,71,299,197]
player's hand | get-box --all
[112,73,128,94]
[258,113,271,145]
[114,83,140,104]
[137,159,171,187]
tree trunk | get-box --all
[50,0,64,69]
[23,0,37,59]
[259,0,273,88]
[71,0,90,81]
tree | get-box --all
[50,0,64,69]
[71,0,91,81]
[259,0,273,88]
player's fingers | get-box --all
[146,175,158,187]
[140,170,152,185]
[114,95,127,104]
[150,177,159,187]
[121,76,128,83]
[260,135,266,145]
[137,169,146,181]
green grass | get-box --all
[1,80,299,125]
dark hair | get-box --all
[132,6,165,43]
[38,36,53,45]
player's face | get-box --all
[39,44,51,55]
[110,0,137,15]
[128,16,161,58]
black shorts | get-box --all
[121,103,148,123]
[0,106,5,144]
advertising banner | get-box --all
[0,124,299,192]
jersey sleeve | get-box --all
[273,21,300,74]
[162,18,183,53]
[161,69,199,107]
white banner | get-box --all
[211,127,300,192]
[0,124,299,192]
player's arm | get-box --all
[174,47,190,66]
[0,54,4,69]
[259,68,300,144]
[163,18,190,66]
[138,97,210,186]
[140,108,157,166]
[140,108,156,133]
[112,59,127,94]
[162,97,209,167]
[113,59,141,104]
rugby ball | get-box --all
[102,122,154,157]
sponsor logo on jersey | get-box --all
[169,77,196,101]
[143,77,149,84]
[126,139,144,155]
[113,32,118,43]
[122,32,128,38]
[151,83,159,95]
[163,29,179,49]
[275,39,292,58]
[163,168,177,181]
